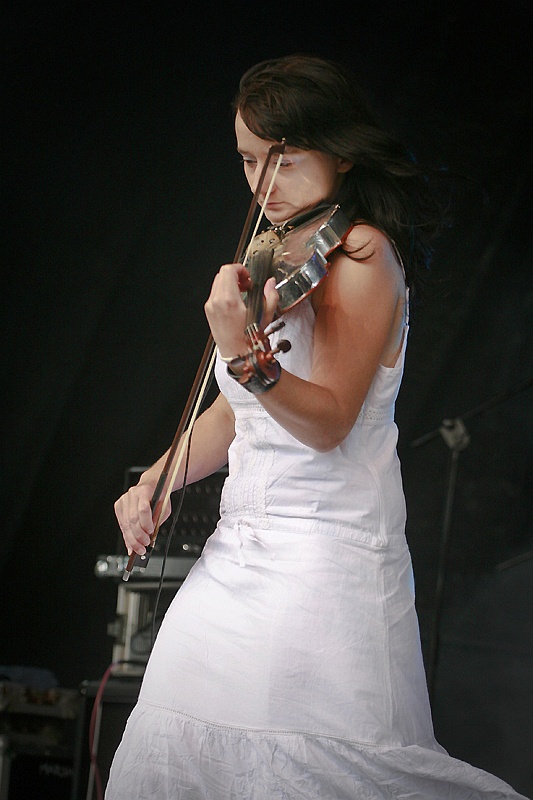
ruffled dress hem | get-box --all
[105,700,528,800]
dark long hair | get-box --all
[234,54,447,295]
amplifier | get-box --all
[94,557,195,672]
[71,678,141,800]
[0,735,73,800]
[96,467,226,674]
[0,684,79,800]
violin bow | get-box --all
[122,140,286,580]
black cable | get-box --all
[149,420,195,651]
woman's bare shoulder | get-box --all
[343,222,399,265]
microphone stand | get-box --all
[410,376,533,705]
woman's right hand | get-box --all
[114,482,171,556]
[113,393,235,559]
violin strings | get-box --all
[248,250,274,329]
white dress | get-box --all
[106,299,526,799]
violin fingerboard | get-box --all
[245,249,274,325]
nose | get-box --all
[252,161,278,201]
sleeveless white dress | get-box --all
[106,299,526,799]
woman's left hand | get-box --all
[204,264,278,359]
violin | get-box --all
[231,203,352,393]
[121,149,352,580]
[247,203,352,315]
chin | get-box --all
[263,205,301,226]
[263,211,287,226]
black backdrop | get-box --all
[2,2,532,795]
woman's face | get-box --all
[235,111,351,225]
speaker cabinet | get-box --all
[71,678,141,800]
[0,734,73,800]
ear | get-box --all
[337,158,353,174]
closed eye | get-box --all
[240,157,293,169]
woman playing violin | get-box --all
[107,55,526,799]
